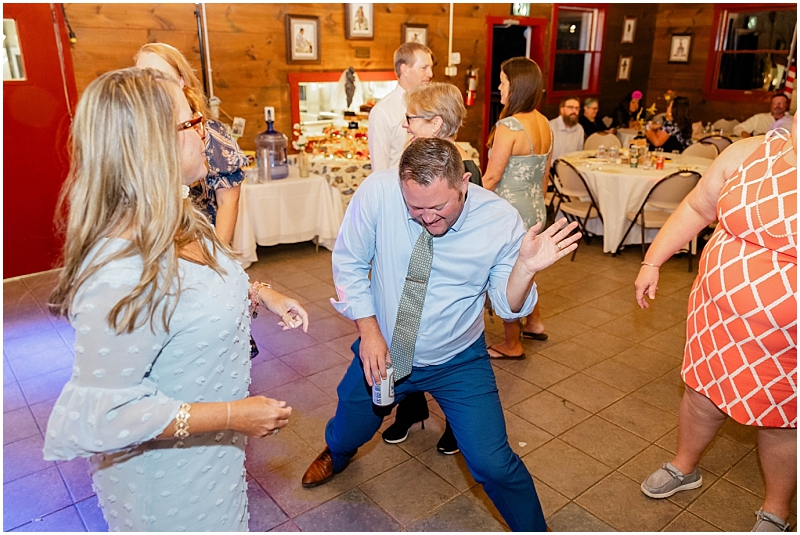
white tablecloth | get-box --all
[560,150,712,253]
[232,168,344,269]
[616,128,639,147]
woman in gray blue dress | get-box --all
[482,57,552,359]
[43,68,308,531]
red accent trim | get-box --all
[4,3,78,277]
[546,4,607,105]
[481,15,547,167]
[288,70,397,133]
[702,3,796,102]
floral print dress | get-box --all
[493,116,551,230]
[190,119,248,225]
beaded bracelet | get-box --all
[173,402,192,439]
[249,281,272,319]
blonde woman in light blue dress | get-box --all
[43,68,309,532]
[482,57,552,360]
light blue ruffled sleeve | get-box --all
[42,275,182,461]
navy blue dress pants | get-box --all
[324,336,547,531]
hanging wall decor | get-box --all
[669,34,692,64]
[285,14,321,64]
[345,3,374,40]
[402,23,428,45]
[621,17,637,44]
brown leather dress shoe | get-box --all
[302,446,335,488]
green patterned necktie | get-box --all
[389,228,434,381]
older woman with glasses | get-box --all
[402,82,482,186]
[377,82,477,456]
[43,67,309,531]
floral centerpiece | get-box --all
[292,123,309,153]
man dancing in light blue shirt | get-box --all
[301,138,580,531]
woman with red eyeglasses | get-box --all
[43,67,308,531]
[135,43,245,248]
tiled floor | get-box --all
[3,239,796,532]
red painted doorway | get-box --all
[4,4,77,278]
[481,16,546,167]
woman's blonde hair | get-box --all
[404,82,466,140]
[134,42,209,117]
[49,67,228,334]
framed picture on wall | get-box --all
[402,23,428,45]
[511,3,530,17]
[669,34,692,63]
[621,17,637,44]
[617,56,632,81]
[285,14,321,64]
[345,3,374,40]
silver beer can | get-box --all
[372,365,395,406]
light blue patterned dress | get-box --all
[43,238,252,531]
[493,116,551,230]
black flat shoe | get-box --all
[437,420,459,455]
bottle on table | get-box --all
[255,106,289,182]
[597,144,605,158]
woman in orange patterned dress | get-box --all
[634,118,796,532]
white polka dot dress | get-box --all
[43,239,252,531]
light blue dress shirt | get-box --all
[331,169,538,367]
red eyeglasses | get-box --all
[178,112,206,139]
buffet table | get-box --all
[232,167,344,269]
[559,150,713,253]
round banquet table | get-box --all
[558,150,713,253]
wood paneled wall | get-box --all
[588,4,658,124]
[647,4,771,124]
[62,3,778,155]
[64,3,523,152]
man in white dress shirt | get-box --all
[734,92,793,137]
[368,42,433,171]
[549,96,585,161]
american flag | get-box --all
[783,61,796,98]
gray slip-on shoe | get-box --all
[641,461,702,498]
[752,509,790,532]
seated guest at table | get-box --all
[379,81,479,455]
[734,92,793,138]
[612,90,643,130]
[549,95,584,161]
[135,43,245,246]
[579,97,607,138]
[645,96,693,153]
[43,67,309,532]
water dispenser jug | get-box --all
[255,106,289,181]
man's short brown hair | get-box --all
[394,42,433,78]
[399,138,464,191]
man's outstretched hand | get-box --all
[517,217,582,275]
